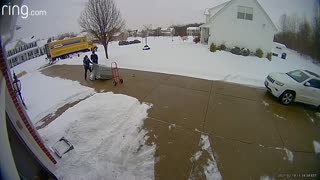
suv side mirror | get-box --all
[304,82,311,87]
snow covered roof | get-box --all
[206,1,230,16]
[37,39,48,47]
[6,36,38,50]
[6,41,18,50]
[187,27,200,31]
[273,42,287,48]
[20,36,37,44]
[77,32,87,37]
[114,32,121,36]
[200,23,210,28]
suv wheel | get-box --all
[280,91,295,105]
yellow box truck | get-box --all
[45,36,97,62]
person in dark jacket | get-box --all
[83,55,92,80]
[91,51,98,64]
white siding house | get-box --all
[5,37,48,68]
[200,0,277,56]
[161,28,175,36]
[186,27,200,36]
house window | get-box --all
[237,6,253,20]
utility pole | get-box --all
[142,24,152,50]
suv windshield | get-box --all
[286,70,310,83]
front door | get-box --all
[200,27,209,44]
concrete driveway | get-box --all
[41,65,320,179]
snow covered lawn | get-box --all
[56,36,320,87]
[10,57,157,179]
[22,71,94,123]
[38,92,155,179]
[11,57,95,124]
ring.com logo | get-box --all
[1,4,47,19]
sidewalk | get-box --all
[41,65,320,179]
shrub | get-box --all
[256,48,264,58]
[219,44,226,51]
[193,36,200,44]
[267,52,272,61]
[210,43,216,52]
[217,44,226,51]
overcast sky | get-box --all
[13,0,316,40]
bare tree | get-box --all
[79,0,124,59]
[57,32,77,40]
[278,14,287,32]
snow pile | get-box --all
[275,147,294,162]
[313,141,320,154]
[262,101,269,107]
[190,134,222,180]
[260,175,275,180]
[284,148,294,162]
[168,124,176,130]
[190,151,203,162]
[304,110,315,123]
[200,135,222,180]
[273,113,286,120]
[38,92,155,179]
[21,72,95,123]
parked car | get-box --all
[265,69,320,111]
[118,39,141,46]
[131,39,141,44]
[118,41,129,46]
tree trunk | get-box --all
[103,43,109,59]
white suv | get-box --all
[265,69,320,111]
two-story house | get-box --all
[200,0,277,56]
[6,37,47,68]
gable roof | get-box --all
[6,41,18,50]
[37,39,48,47]
[253,0,278,31]
[6,36,38,50]
[20,36,37,44]
[207,0,277,32]
[205,1,230,16]
[207,1,232,20]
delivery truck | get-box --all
[45,36,97,63]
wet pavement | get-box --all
[41,65,320,179]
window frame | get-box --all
[237,6,253,21]
[307,79,320,89]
